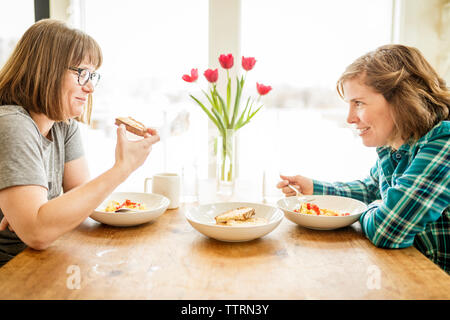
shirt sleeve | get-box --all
[312,162,381,204]
[0,114,48,191]
[64,119,85,163]
[360,138,450,249]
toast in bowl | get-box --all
[215,207,255,223]
[214,207,267,226]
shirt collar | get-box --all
[376,140,415,158]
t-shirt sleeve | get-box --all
[64,119,85,163]
[0,114,48,191]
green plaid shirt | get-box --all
[313,121,449,273]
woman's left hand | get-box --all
[0,217,14,232]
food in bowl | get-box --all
[294,202,350,216]
[104,199,147,212]
[214,207,267,226]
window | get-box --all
[239,0,393,197]
[0,1,34,66]
[74,0,393,194]
[79,0,209,191]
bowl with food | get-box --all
[277,195,368,230]
[185,202,284,242]
[90,192,170,227]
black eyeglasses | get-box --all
[69,67,101,87]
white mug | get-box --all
[144,173,180,209]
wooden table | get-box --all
[0,179,448,300]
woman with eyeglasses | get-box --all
[0,19,160,266]
[277,44,449,273]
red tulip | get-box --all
[182,68,198,82]
[256,83,272,95]
[204,68,218,83]
[242,56,256,71]
[219,54,234,69]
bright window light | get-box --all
[0,1,34,66]
[239,0,393,198]
[81,0,209,191]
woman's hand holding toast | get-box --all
[114,124,160,177]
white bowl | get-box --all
[185,202,284,242]
[277,195,367,230]
[90,192,170,227]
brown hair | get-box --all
[0,19,102,123]
[337,44,450,143]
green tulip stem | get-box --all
[221,137,226,181]
[219,130,234,182]
[227,163,233,182]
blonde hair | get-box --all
[337,44,450,143]
[0,19,102,124]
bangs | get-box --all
[336,58,369,99]
[336,72,363,99]
[68,31,103,69]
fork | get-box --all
[287,184,315,201]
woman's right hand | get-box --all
[114,125,160,176]
[277,174,314,197]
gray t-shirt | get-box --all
[0,105,84,266]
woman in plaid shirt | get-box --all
[278,44,449,273]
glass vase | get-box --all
[216,129,236,195]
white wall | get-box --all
[50,0,70,21]
[393,0,449,82]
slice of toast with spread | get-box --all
[214,207,255,224]
[115,117,146,136]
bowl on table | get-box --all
[90,192,170,227]
[277,195,368,230]
[185,201,283,242]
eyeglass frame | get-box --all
[68,67,101,87]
